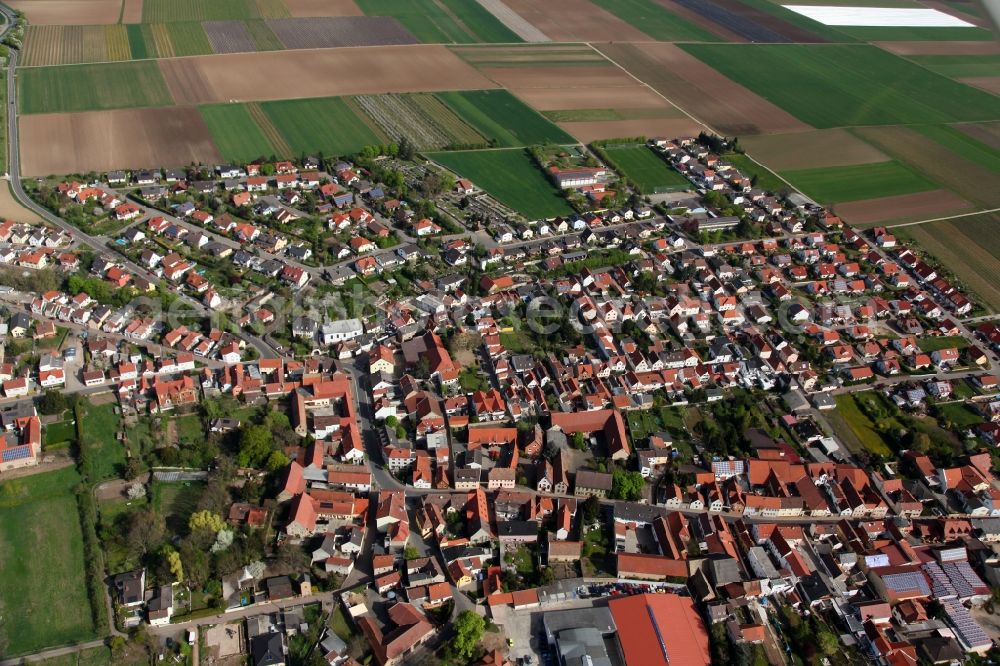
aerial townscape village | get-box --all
[0,0,1000,665]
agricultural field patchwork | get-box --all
[599,143,690,194]
[428,148,574,219]
[783,160,936,204]
[260,96,385,156]
[588,0,718,41]
[142,0,289,22]
[264,16,418,48]
[353,94,487,149]
[436,89,575,147]
[0,467,96,655]
[897,212,1000,312]
[19,61,175,114]
[21,25,131,66]
[355,0,522,43]
[903,54,1000,78]
[200,103,278,161]
[681,43,1000,128]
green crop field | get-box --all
[142,0,288,22]
[681,44,1000,128]
[724,152,788,194]
[784,160,936,203]
[356,0,521,43]
[165,22,214,56]
[601,144,689,193]
[913,124,1000,174]
[261,96,383,157]
[736,0,857,42]
[126,24,150,59]
[589,0,718,41]
[245,18,285,50]
[906,54,1000,78]
[437,90,575,147]
[428,148,574,219]
[835,26,993,41]
[0,467,96,655]
[201,103,277,161]
[19,61,174,114]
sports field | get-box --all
[437,89,575,147]
[200,103,278,161]
[0,467,96,655]
[898,212,1000,312]
[588,0,718,41]
[784,160,936,204]
[19,61,174,114]
[600,144,689,193]
[356,0,521,43]
[428,148,574,219]
[681,43,1000,128]
[261,96,384,156]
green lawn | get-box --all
[680,44,1000,128]
[831,394,894,457]
[936,401,983,428]
[436,90,575,147]
[261,96,383,156]
[33,645,112,666]
[44,418,77,448]
[912,124,1000,174]
[79,401,125,481]
[174,413,205,445]
[166,21,214,56]
[428,148,574,219]
[784,160,936,204]
[19,61,174,114]
[917,334,970,352]
[151,481,206,534]
[907,54,1000,78]
[601,144,689,194]
[0,467,96,655]
[588,0,717,41]
[356,0,521,43]
[200,103,277,162]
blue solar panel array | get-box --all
[2,446,30,462]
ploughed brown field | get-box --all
[20,107,222,175]
[8,0,122,25]
[834,189,973,226]
[741,129,889,171]
[875,41,1000,55]
[121,0,143,23]
[0,183,43,223]
[956,121,1000,152]
[596,42,811,136]
[157,45,496,105]
[961,77,1000,96]
[559,118,706,143]
[501,0,651,42]
[284,0,362,16]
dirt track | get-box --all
[501,0,652,41]
[596,42,811,136]
[8,0,121,24]
[20,106,222,175]
[835,189,973,226]
[741,129,889,171]
[158,45,497,105]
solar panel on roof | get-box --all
[1,446,30,462]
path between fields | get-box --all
[0,639,107,666]
[885,205,1000,228]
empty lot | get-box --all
[20,106,221,175]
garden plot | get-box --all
[783,5,975,25]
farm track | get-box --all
[246,102,292,156]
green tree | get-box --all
[189,510,225,533]
[582,496,600,524]
[237,425,274,468]
[450,610,485,660]
[611,469,645,501]
[38,389,68,415]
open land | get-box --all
[428,148,574,219]
[500,0,652,42]
[783,160,937,204]
[875,39,1000,54]
[740,128,889,171]
[664,0,827,42]
[903,53,1000,78]
[352,93,481,149]
[956,121,1000,151]
[600,143,691,193]
[142,0,289,22]
[156,45,495,106]
[20,106,221,175]
[832,189,974,226]
[8,0,123,25]
[962,77,1000,95]
[852,125,1000,207]
[122,0,143,22]
[355,0,522,43]
[21,25,131,66]
[285,0,361,16]
[199,102,278,161]
[596,42,811,136]
[559,118,705,143]
[260,96,384,156]
[588,0,718,41]
[19,60,174,114]
[897,212,1000,312]
[436,89,575,146]
[264,16,417,48]
[0,467,95,655]
[681,43,1000,128]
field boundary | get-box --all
[246,101,292,157]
